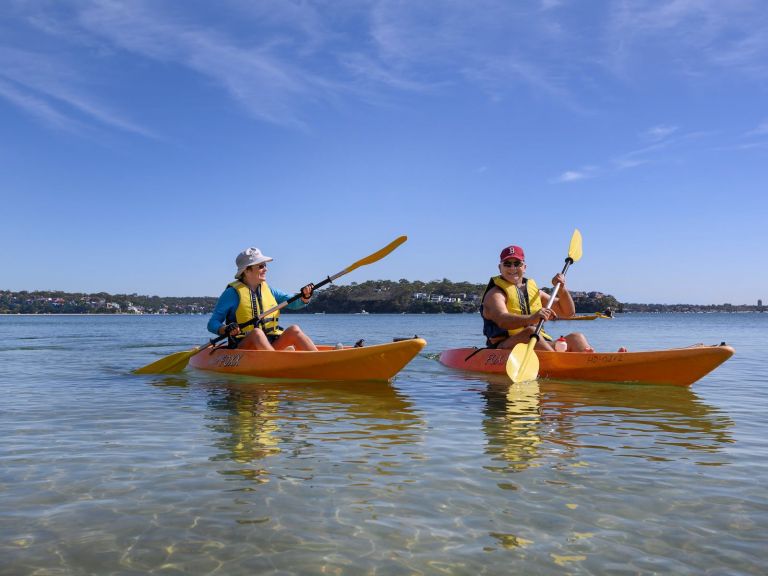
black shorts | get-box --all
[485,334,553,349]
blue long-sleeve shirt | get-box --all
[207,284,308,335]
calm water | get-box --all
[1,313,766,575]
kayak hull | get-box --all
[439,344,734,386]
[189,338,426,382]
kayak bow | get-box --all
[439,344,734,386]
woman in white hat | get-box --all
[207,247,317,351]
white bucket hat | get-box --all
[235,247,273,278]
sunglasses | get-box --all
[249,263,268,270]
[502,260,524,268]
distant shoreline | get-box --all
[4,286,762,315]
[1,310,764,317]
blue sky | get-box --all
[1,0,766,305]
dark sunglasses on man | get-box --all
[502,260,524,268]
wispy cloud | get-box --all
[722,118,768,151]
[0,40,157,137]
[540,0,564,11]
[0,77,79,131]
[557,171,585,182]
[613,157,649,170]
[72,0,590,123]
[747,119,768,136]
[606,1,768,78]
[367,1,588,110]
[337,53,435,93]
[642,124,678,142]
[2,1,767,135]
[0,44,157,137]
[0,1,339,131]
[620,130,711,165]
[556,127,718,182]
[74,2,331,129]
[555,166,598,183]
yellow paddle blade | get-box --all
[505,348,522,380]
[568,229,583,262]
[133,347,200,374]
[342,236,407,275]
[506,339,540,383]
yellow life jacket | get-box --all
[490,275,551,341]
[228,280,284,338]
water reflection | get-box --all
[483,380,544,472]
[206,387,281,484]
[149,376,191,388]
[202,379,423,485]
[539,379,734,458]
[480,376,734,470]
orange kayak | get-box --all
[189,338,426,382]
[439,344,734,386]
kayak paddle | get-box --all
[505,229,583,383]
[134,236,408,375]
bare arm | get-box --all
[542,273,576,318]
[483,286,555,328]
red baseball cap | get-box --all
[499,245,525,263]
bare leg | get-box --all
[273,324,318,351]
[565,332,593,352]
[238,328,275,351]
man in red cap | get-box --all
[480,245,592,352]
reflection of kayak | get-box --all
[190,338,426,381]
[479,379,733,460]
[439,344,734,386]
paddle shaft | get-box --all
[507,228,582,383]
[529,257,574,342]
